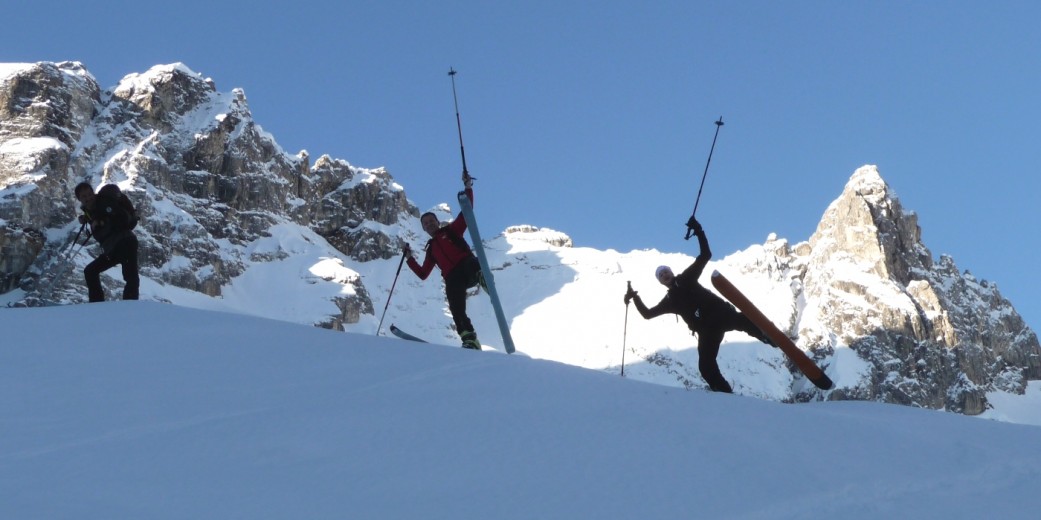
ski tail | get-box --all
[389,325,428,343]
[710,270,834,390]
[456,191,516,354]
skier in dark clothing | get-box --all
[403,173,484,350]
[625,218,773,393]
[75,182,140,302]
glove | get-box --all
[624,285,637,305]
[402,243,412,257]
[78,214,88,224]
[686,216,704,236]
[462,171,474,188]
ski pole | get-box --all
[447,67,476,182]
[57,222,87,259]
[376,252,407,336]
[621,281,632,377]
[35,222,87,299]
[685,117,724,240]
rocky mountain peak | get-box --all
[0,61,98,149]
[808,165,931,284]
[110,64,217,131]
[795,165,1040,413]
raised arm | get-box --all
[678,219,711,283]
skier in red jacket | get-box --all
[403,173,484,350]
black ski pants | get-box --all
[696,311,768,393]
[444,256,480,335]
[84,235,140,302]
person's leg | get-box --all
[84,254,119,303]
[731,312,775,347]
[108,236,141,301]
[445,266,477,348]
[464,256,485,291]
[117,236,140,300]
[697,329,732,393]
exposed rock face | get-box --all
[1,62,100,294]
[503,225,573,248]
[1,62,415,326]
[309,155,418,262]
[794,166,1040,413]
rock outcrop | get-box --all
[793,166,1039,413]
[0,62,415,326]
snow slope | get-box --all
[2,302,1039,518]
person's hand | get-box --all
[78,215,88,224]
[402,243,412,257]
[624,284,637,305]
[686,216,703,236]
[462,171,474,188]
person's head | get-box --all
[420,212,441,237]
[655,265,675,286]
[74,182,95,205]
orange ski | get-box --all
[711,270,833,390]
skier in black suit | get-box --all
[625,218,773,393]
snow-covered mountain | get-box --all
[2,62,1037,418]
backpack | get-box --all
[96,184,139,230]
[443,226,472,255]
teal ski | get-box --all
[389,324,428,343]
[457,191,516,354]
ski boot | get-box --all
[460,330,481,350]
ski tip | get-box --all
[711,270,721,278]
[811,373,835,390]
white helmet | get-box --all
[655,265,674,284]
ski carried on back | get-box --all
[710,270,834,390]
[457,191,516,354]
[389,324,428,343]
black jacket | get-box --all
[633,230,735,334]
[83,193,134,255]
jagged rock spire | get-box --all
[798,165,1040,413]
[809,165,932,283]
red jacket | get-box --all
[407,187,474,280]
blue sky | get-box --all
[6,1,1040,327]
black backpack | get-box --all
[96,184,139,230]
